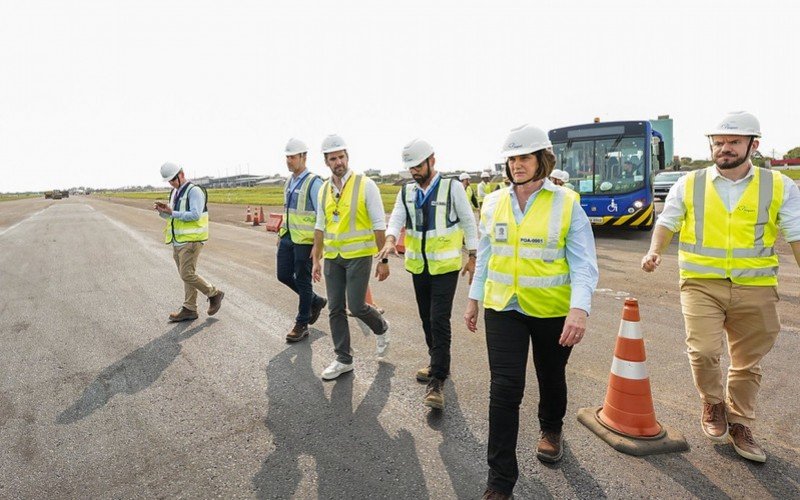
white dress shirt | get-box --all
[385,173,478,250]
[657,165,800,242]
[314,169,386,231]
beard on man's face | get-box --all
[715,152,748,170]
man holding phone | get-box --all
[154,162,224,322]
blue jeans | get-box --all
[276,234,322,325]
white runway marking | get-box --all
[0,207,49,237]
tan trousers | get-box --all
[680,278,781,426]
[173,242,217,311]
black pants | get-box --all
[276,234,323,326]
[411,269,459,380]
[484,309,571,495]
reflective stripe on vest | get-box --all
[678,167,783,286]
[164,183,209,244]
[279,172,318,244]
[483,188,575,318]
[321,174,377,259]
[402,179,464,275]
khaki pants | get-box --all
[173,242,217,311]
[680,278,781,426]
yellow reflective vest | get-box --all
[320,174,377,259]
[401,179,464,275]
[679,167,783,286]
[483,187,577,317]
[465,184,479,210]
[164,183,209,244]
[279,171,319,245]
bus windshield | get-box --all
[553,136,647,196]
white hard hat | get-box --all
[600,181,613,191]
[481,171,491,179]
[285,138,308,156]
[160,162,182,181]
[501,124,552,158]
[401,139,434,169]
[706,111,761,138]
[550,169,569,183]
[459,172,471,181]
[321,134,347,154]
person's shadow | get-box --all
[253,330,428,499]
[56,319,216,424]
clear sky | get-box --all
[1,0,797,192]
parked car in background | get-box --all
[654,171,688,200]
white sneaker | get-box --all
[376,323,390,357]
[321,360,353,380]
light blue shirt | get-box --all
[286,170,322,212]
[657,165,800,242]
[468,179,599,315]
[159,182,206,247]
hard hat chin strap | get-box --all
[744,136,754,161]
[505,161,536,186]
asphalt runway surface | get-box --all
[1,196,798,499]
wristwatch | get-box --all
[380,258,389,264]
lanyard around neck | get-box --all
[415,176,441,209]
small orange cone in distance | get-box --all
[597,298,661,437]
[252,211,261,226]
[259,206,265,223]
[365,286,385,314]
[245,206,252,223]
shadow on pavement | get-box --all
[425,382,490,499]
[56,319,216,424]
[713,444,800,498]
[253,330,428,499]
[543,441,608,499]
[644,452,730,500]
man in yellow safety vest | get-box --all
[642,111,800,463]
[311,134,389,381]
[278,138,327,343]
[154,162,224,322]
[378,139,478,410]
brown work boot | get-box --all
[536,430,563,463]
[207,290,225,316]
[309,297,327,325]
[416,366,432,383]
[286,323,309,343]
[729,423,767,463]
[424,378,444,410]
[168,307,198,322]
[701,402,729,443]
[481,488,511,500]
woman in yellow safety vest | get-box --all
[464,124,598,500]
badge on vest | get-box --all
[332,210,340,223]
[415,208,424,228]
[494,223,508,242]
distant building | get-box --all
[196,174,269,188]
[767,158,800,169]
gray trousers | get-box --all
[324,255,387,364]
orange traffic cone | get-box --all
[365,286,384,314]
[349,285,385,316]
[245,206,252,223]
[259,206,265,224]
[597,298,660,437]
[577,298,688,456]
[396,228,406,254]
[252,211,261,226]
